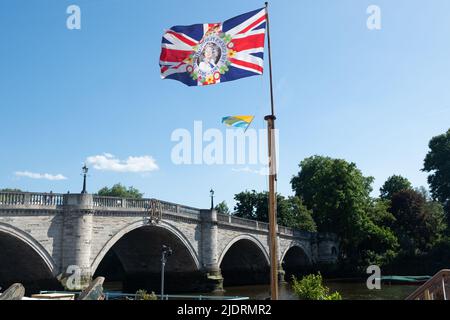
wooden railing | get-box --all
[406,269,450,300]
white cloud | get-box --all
[232,167,269,176]
[15,171,67,181]
[86,153,159,173]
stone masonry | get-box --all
[0,191,338,291]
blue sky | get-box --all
[1,0,450,209]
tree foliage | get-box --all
[135,289,157,300]
[423,128,450,218]
[282,196,317,232]
[215,201,230,215]
[380,175,412,200]
[389,189,446,255]
[233,191,316,232]
[97,183,143,199]
[291,156,398,267]
[291,273,342,300]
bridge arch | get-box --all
[92,220,200,274]
[218,235,269,266]
[219,235,270,286]
[281,241,312,279]
[91,220,201,293]
[0,223,58,292]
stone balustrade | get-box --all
[0,192,64,208]
[0,191,328,237]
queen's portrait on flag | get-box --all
[198,43,221,73]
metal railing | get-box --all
[406,269,450,300]
[38,291,249,301]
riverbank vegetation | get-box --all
[94,129,450,277]
[135,289,157,300]
[228,128,450,277]
[291,273,341,300]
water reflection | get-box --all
[104,280,419,300]
[212,282,419,300]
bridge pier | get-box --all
[61,193,94,290]
[200,209,224,292]
[278,264,286,283]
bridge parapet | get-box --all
[0,192,320,238]
[0,191,201,215]
[92,195,201,216]
[217,213,314,238]
[0,191,65,209]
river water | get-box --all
[205,282,419,300]
[103,280,419,300]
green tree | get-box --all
[233,190,286,222]
[367,198,396,227]
[423,129,450,218]
[282,196,317,232]
[233,190,263,220]
[215,201,230,215]
[291,156,398,267]
[97,184,143,199]
[291,156,373,243]
[233,191,316,231]
[390,189,446,255]
[380,175,412,200]
[415,186,431,201]
[291,273,341,300]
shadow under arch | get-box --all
[219,235,270,287]
[281,242,313,280]
[0,223,60,293]
[92,220,202,293]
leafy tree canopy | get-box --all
[291,156,398,267]
[423,128,450,217]
[380,175,412,200]
[215,201,230,215]
[97,183,143,199]
[233,191,316,232]
[291,156,373,236]
[390,189,446,255]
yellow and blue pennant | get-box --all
[222,115,255,131]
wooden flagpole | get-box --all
[264,1,279,300]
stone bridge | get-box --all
[0,191,338,293]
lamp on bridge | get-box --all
[81,164,89,194]
[210,189,215,210]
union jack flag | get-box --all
[160,7,267,86]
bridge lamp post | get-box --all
[160,245,173,300]
[81,164,89,194]
[210,189,214,210]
